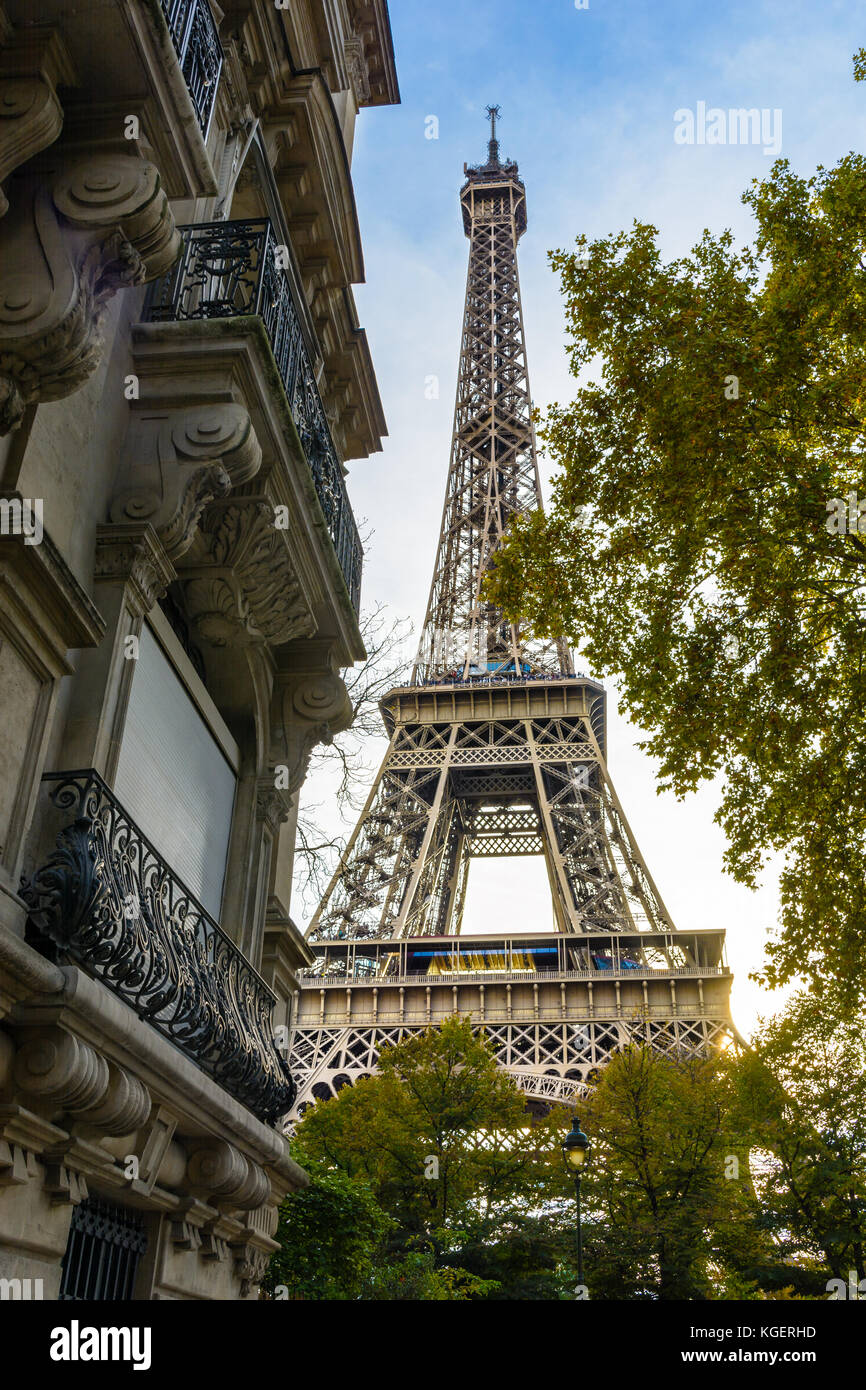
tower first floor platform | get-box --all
[288,928,732,1114]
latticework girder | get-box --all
[412,131,571,684]
[289,1011,733,1118]
[307,692,676,943]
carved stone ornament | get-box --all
[94,522,177,614]
[109,403,263,563]
[232,1241,270,1297]
[256,779,293,834]
[186,1140,270,1210]
[344,36,371,106]
[292,671,353,727]
[0,152,181,432]
[181,500,317,649]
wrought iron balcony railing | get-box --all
[21,771,296,1126]
[159,0,223,138]
[144,218,363,611]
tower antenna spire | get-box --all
[485,103,501,165]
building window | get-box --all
[114,619,237,918]
[59,1197,147,1301]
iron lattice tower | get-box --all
[288,113,732,1115]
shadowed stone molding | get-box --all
[0,1139,39,1188]
[171,1211,205,1254]
[0,29,74,218]
[42,1158,88,1206]
[181,498,317,649]
[109,402,263,564]
[0,151,181,432]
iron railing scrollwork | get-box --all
[21,771,296,1125]
[159,0,223,138]
[144,218,363,611]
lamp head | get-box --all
[562,1114,590,1171]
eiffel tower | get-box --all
[288,110,732,1116]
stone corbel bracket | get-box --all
[267,664,354,798]
[0,150,181,433]
[0,29,75,217]
[109,402,263,565]
[94,521,178,616]
[13,1028,152,1136]
[185,1139,271,1213]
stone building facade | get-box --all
[0,0,398,1300]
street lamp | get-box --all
[562,1115,590,1293]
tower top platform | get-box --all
[460,104,527,237]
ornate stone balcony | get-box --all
[20,771,296,1126]
[143,218,363,611]
[159,0,223,138]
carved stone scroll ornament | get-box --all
[0,30,74,217]
[186,1140,270,1210]
[109,404,263,564]
[0,78,62,217]
[292,671,353,729]
[13,1028,152,1134]
[181,500,317,648]
[266,670,353,798]
[0,153,181,432]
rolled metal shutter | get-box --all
[114,623,236,919]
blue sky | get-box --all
[298,0,866,1036]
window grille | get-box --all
[59,1197,147,1301]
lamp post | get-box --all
[562,1114,590,1293]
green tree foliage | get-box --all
[262,1163,392,1300]
[293,1016,559,1247]
[364,1251,498,1300]
[271,1022,851,1300]
[733,992,866,1288]
[443,1215,575,1300]
[287,1017,573,1298]
[577,1044,770,1299]
[486,151,866,1008]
